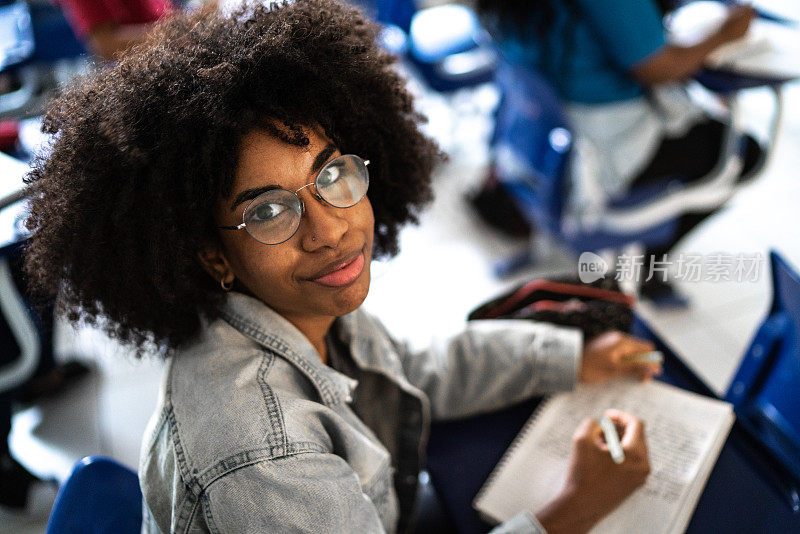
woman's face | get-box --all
[205,128,374,325]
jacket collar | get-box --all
[219,292,357,407]
[332,308,405,377]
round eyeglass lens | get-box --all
[316,155,369,208]
[243,189,303,244]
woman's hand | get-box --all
[536,411,651,534]
[579,331,660,384]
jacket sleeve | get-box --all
[202,452,389,533]
[394,319,583,420]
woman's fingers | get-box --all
[615,336,661,379]
[573,417,603,444]
[606,409,646,452]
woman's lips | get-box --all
[309,251,365,287]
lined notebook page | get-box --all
[474,380,734,534]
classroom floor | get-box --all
[4,4,799,532]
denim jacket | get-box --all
[140,292,582,533]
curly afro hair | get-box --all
[23,0,442,352]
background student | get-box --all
[476,0,763,301]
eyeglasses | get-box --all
[219,154,370,245]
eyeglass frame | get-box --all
[218,155,370,245]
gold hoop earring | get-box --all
[221,279,233,292]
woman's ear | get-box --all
[197,242,235,287]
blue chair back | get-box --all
[47,456,143,534]
[491,59,679,255]
[351,1,494,93]
[492,61,571,237]
[726,251,800,485]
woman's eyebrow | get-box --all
[312,143,338,174]
[229,143,340,211]
[230,185,281,212]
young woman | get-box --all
[24,2,659,532]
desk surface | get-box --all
[668,1,800,80]
[632,318,800,533]
[425,317,800,534]
[709,19,800,80]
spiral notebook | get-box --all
[473,380,734,534]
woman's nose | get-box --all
[299,191,349,251]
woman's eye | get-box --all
[317,165,342,187]
[250,202,289,222]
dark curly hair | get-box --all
[23,0,442,352]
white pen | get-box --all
[600,415,625,464]
[622,350,664,365]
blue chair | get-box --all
[0,0,88,120]
[491,60,752,274]
[406,4,497,93]
[354,0,497,93]
[0,1,35,118]
[0,1,34,69]
[46,456,142,534]
[726,251,800,484]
